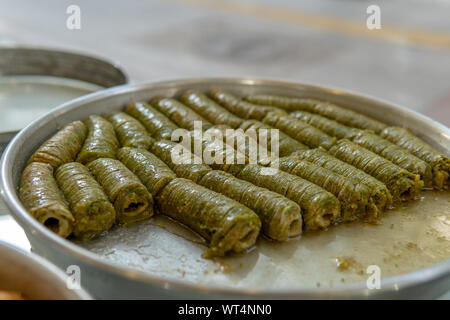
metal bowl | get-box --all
[0,241,91,299]
[0,46,128,137]
[0,46,128,88]
[1,78,449,299]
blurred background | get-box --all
[0,0,449,124]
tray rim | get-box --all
[1,77,449,298]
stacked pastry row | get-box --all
[19,88,449,257]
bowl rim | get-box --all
[1,77,449,298]
[0,45,129,87]
[0,240,92,299]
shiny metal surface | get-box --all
[1,78,449,299]
[0,46,128,88]
[0,241,91,299]
[0,76,103,134]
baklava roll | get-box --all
[238,119,308,157]
[106,112,154,149]
[199,170,302,240]
[87,158,154,225]
[19,162,74,237]
[117,147,177,196]
[180,90,244,129]
[237,164,340,231]
[150,139,302,239]
[328,140,423,201]
[28,121,87,168]
[150,140,212,183]
[125,102,179,140]
[151,97,213,131]
[292,148,393,211]
[77,115,119,164]
[262,111,336,150]
[55,162,115,239]
[381,126,450,189]
[278,157,377,221]
[290,112,433,188]
[188,130,247,176]
[209,89,279,121]
[156,178,261,258]
[352,131,433,188]
[246,95,386,133]
[290,110,359,140]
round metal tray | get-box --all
[1,78,449,299]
